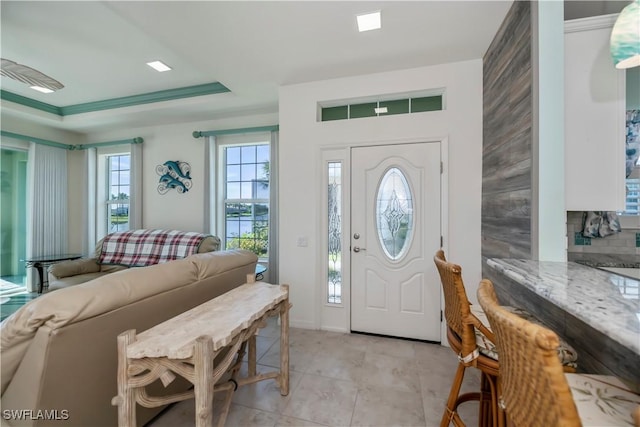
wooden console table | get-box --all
[112,274,290,427]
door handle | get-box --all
[353,247,366,253]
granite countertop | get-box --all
[486,259,640,357]
[573,260,640,269]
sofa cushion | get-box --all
[48,272,109,291]
[99,264,128,274]
[189,249,257,281]
[48,258,100,279]
[198,235,221,253]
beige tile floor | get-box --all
[148,318,481,427]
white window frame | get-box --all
[216,133,271,261]
[97,147,131,239]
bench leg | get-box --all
[194,336,215,427]
[279,285,290,396]
[248,335,257,376]
[114,330,137,427]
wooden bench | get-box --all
[112,274,290,427]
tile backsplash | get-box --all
[567,211,639,266]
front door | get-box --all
[351,142,441,341]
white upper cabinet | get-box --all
[565,15,626,211]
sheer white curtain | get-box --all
[82,148,97,257]
[269,130,279,284]
[129,142,143,230]
[26,143,68,291]
[204,136,217,233]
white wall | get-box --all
[84,112,278,242]
[534,0,566,261]
[279,60,483,334]
[628,68,640,110]
[564,15,626,212]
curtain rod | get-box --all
[192,125,279,138]
[75,137,143,150]
[0,131,143,150]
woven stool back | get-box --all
[434,250,479,361]
[477,279,581,427]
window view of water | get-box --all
[223,143,270,258]
[110,204,129,232]
[225,203,268,257]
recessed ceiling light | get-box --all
[30,86,54,94]
[146,60,172,72]
[357,11,381,32]
[374,107,388,114]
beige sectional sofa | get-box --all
[47,233,221,291]
[1,249,257,427]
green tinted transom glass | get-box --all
[411,96,442,113]
[322,105,348,122]
[320,95,442,122]
[380,99,410,115]
[376,167,413,260]
[350,102,377,119]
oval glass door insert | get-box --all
[376,167,413,260]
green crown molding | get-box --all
[1,82,230,117]
[193,125,279,138]
[1,130,72,149]
[0,91,62,115]
[61,82,230,115]
[1,130,143,150]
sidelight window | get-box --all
[327,162,342,304]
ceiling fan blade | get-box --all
[1,58,64,91]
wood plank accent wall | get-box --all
[481,1,533,262]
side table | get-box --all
[22,254,82,294]
[256,263,267,280]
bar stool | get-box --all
[477,279,640,427]
[433,251,578,427]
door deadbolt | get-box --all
[353,233,360,239]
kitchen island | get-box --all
[484,259,639,390]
